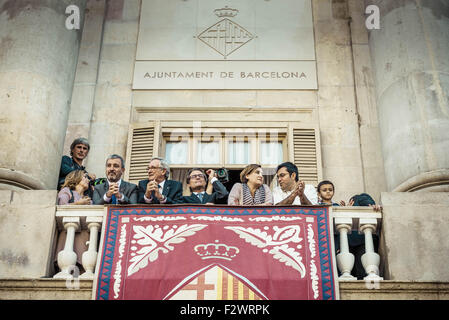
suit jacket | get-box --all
[92,180,138,205]
[181,180,229,204]
[138,179,183,204]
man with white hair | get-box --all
[138,157,183,204]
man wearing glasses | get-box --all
[138,157,183,204]
[272,162,317,206]
[182,168,228,204]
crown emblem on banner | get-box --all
[194,241,239,260]
[214,6,239,18]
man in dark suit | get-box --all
[92,154,138,205]
[181,168,228,204]
[138,157,183,204]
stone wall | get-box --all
[62,0,388,204]
[367,0,449,192]
[0,0,86,190]
[380,192,449,281]
[0,190,57,278]
[1,279,449,300]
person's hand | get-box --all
[106,182,119,198]
[340,199,354,206]
[146,180,163,200]
[206,169,216,180]
[370,204,382,212]
[295,181,305,197]
[205,202,214,205]
[88,173,96,181]
[76,196,91,205]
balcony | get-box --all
[2,201,449,300]
[52,205,383,283]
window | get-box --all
[260,141,283,165]
[165,141,188,164]
[125,122,321,189]
[162,130,286,168]
[197,140,220,165]
[227,140,251,165]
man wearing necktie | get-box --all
[138,157,183,204]
[181,168,229,204]
[92,154,138,205]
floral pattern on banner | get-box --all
[94,205,337,300]
[128,224,208,276]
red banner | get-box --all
[93,205,338,300]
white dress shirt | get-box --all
[272,184,318,205]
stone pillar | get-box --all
[85,0,140,178]
[367,0,449,191]
[0,0,87,190]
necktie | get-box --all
[197,192,204,202]
[111,194,117,204]
[151,185,161,200]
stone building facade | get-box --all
[0,0,448,299]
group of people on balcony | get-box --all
[57,138,381,279]
[58,138,365,208]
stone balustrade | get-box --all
[332,206,383,282]
[53,205,104,280]
[53,205,383,282]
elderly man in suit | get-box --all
[138,157,183,204]
[92,154,138,205]
[181,168,228,204]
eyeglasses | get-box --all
[147,166,162,170]
[189,174,205,180]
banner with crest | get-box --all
[93,205,339,300]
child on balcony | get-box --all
[316,180,340,206]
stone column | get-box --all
[0,0,86,190]
[367,0,449,192]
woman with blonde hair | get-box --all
[57,170,92,205]
[55,170,92,273]
[228,164,273,205]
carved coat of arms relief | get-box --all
[197,6,255,59]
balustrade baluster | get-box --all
[80,217,103,279]
[335,217,356,281]
[360,218,383,281]
[53,217,80,279]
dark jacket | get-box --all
[138,179,183,204]
[181,180,229,204]
[58,155,85,188]
[92,180,138,205]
